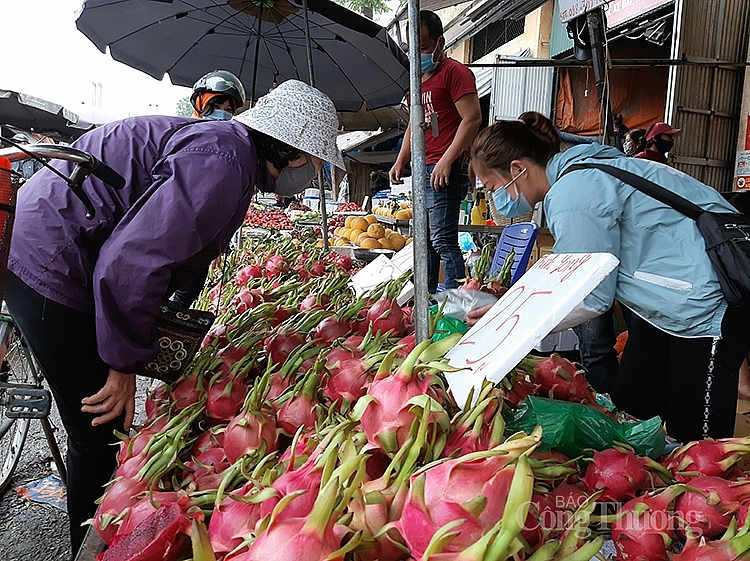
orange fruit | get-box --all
[351,217,369,232]
[348,228,364,242]
[345,216,355,228]
[367,223,386,239]
[360,237,381,249]
[365,214,378,224]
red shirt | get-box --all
[634,149,669,165]
[422,57,477,165]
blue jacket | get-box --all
[544,143,737,338]
[9,116,274,371]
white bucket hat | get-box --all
[235,80,346,170]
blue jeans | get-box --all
[572,306,619,394]
[425,162,470,292]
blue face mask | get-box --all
[491,169,532,218]
[420,53,437,73]
[203,108,234,121]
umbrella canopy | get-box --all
[0,90,87,139]
[75,0,409,113]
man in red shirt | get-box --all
[635,121,681,165]
[389,10,482,293]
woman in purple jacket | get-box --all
[5,79,345,554]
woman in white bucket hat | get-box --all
[4,79,344,555]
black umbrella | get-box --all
[75,0,409,114]
[0,90,88,140]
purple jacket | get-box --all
[9,116,273,372]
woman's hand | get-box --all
[81,369,136,430]
[466,304,494,326]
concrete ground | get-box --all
[0,377,152,561]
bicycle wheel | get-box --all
[0,321,35,494]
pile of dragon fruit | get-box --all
[92,231,750,561]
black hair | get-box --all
[420,10,443,40]
[247,129,301,171]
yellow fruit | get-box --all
[405,237,413,245]
[388,233,406,250]
[339,228,351,240]
[399,201,409,209]
[348,228,364,242]
[351,217,369,232]
[345,216,355,228]
[316,239,324,248]
[360,238,381,249]
[355,232,371,246]
[367,223,386,239]
[365,214,378,224]
[334,227,343,236]
[395,209,412,220]
[378,238,394,250]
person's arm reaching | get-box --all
[430,93,481,190]
[389,122,412,185]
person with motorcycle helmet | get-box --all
[190,70,246,120]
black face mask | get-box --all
[653,137,674,155]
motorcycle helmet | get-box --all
[190,70,247,113]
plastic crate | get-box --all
[534,329,579,352]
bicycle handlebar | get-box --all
[0,144,126,219]
[0,145,125,190]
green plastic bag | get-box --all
[505,396,666,459]
[432,316,469,342]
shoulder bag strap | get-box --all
[560,162,705,221]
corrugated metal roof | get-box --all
[444,0,549,48]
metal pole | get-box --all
[302,0,330,250]
[407,4,429,343]
[586,8,614,145]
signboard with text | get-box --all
[604,0,673,29]
[445,253,619,406]
[559,0,608,23]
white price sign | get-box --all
[559,0,608,23]
[444,252,619,407]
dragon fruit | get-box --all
[394,429,541,559]
[611,485,688,561]
[662,437,750,482]
[208,481,272,558]
[670,520,750,561]
[583,447,672,502]
[518,353,598,405]
[355,341,448,456]
[675,477,750,539]
[96,503,193,561]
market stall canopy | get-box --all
[0,89,88,140]
[337,103,408,132]
[75,0,410,113]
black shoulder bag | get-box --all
[562,162,750,313]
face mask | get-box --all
[491,169,532,218]
[653,137,674,155]
[274,155,316,196]
[623,139,635,156]
[411,41,440,74]
[203,109,234,121]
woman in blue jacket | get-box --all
[467,111,750,445]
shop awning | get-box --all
[444,0,548,49]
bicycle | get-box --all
[0,141,125,493]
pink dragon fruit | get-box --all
[611,485,688,561]
[661,437,750,482]
[675,477,750,539]
[583,447,672,502]
[394,430,541,560]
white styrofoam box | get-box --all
[304,188,333,199]
[534,329,580,352]
[303,197,339,214]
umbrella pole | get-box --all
[302,0,330,251]
[407,4,429,343]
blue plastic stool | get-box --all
[489,222,539,286]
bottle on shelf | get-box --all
[471,189,487,226]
